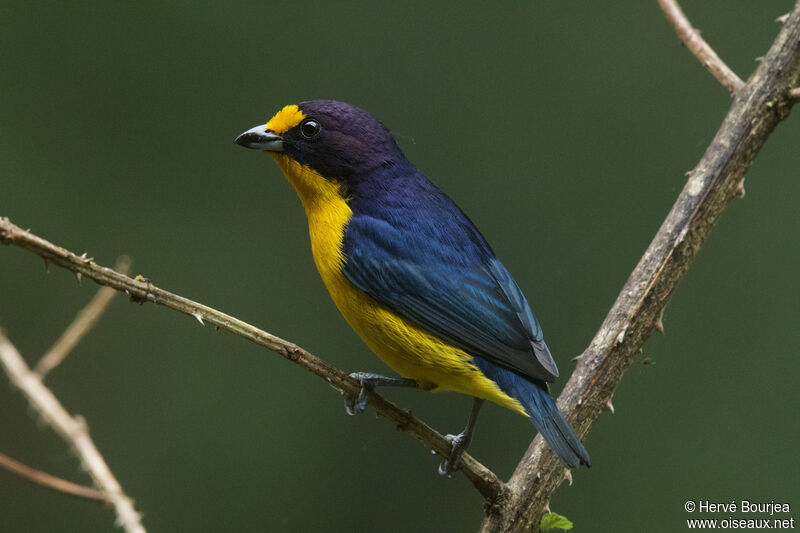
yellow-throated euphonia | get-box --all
[235,100,590,473]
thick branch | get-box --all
[0,330,145,533]
[658,0,745,93]
[481,3,800,531]
[0,217,505,503]
[0,451,105,502]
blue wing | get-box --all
[341,208,559,383]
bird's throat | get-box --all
[270,153,353,285]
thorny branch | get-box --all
[657,0,745,93]
[479,3,800,531]
[0,329,146,533]
[0,217,505,503]
[1,258,134,514]
[2,2,799,531]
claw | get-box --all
[343,388,368,416]
[438,432,467,477]
[437,398,484,477]
[343,373,371,416]
[342,372,417,416]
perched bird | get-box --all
[235,100,589,473]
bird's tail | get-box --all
[474,358,590,468]
[524,382,590,468]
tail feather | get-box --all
[473,358,590,468]
[527,384,590,468]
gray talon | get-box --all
[343,373,371,415]
[438,433,467,476]
[438,398,484,477]
[342,372,417,416]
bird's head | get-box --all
[235,100,403,183]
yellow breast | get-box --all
[271,154,525,415]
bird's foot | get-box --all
[438,432,469,477]
[344,373,371,416]
[437,398,484,477]
[343,372,417,416]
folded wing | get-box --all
[342,214,558,383]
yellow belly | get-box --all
[272,154,525,416]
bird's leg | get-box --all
[438,398,485,477]
[344,372,418,415]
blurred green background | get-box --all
[2,2,798,532]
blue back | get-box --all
[341,159,559,383]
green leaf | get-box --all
[540,511,573,531]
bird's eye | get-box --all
[300,119,322,139]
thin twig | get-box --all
[657,0,745,92]
[0,451,105,502]
[35,256,132,378]
[0,217,505,503]
[480,3,800,531]
[0,329,146,533]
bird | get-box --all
[235,100,590,473]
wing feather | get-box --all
[342,214,558,382]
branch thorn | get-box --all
[677,225,689,244]
[192,312,205,326]
[614,325,627,346]
[73,414,88,431]
[735,178,746,198]
[606,399,615,414]
[655,308,665,333]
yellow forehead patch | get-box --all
[266,104,306,134]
